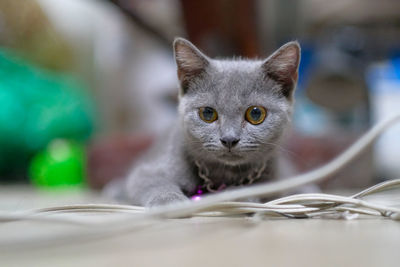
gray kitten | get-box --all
[113,38,300,206]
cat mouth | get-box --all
[218,152,243,161]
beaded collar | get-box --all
[191,160,267,201]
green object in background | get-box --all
[0,49,95,179]
[29,139,86,187]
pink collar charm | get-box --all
[190,186,204,201]
[190,184,227,201]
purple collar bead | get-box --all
[190,184,227,201]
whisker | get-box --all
[204,144,219,148]
[260,141,298,158]
[240,141,298,158]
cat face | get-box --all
[174,38,300,165]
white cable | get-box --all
[0,179,398,248]
[1,179,399,224]
[146,114,400,218]
[0,114,400,248]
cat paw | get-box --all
[146,192,188,207]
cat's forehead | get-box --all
[183,59,281,110]
[210,59,266,93]
[206,59,277,102]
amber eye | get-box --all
[199,107,218,123]
[245,106,267,125]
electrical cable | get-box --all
[1,114,400,247]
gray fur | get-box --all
[112,38,301,206]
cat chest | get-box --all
[191,161,272,195]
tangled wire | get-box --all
[0,115,399,249]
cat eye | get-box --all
[245,106,267,125]
[199,107,218,123]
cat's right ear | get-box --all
[173,38,209,94]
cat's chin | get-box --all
[216,152,246,166]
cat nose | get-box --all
[220,136,240,149]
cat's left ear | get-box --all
[262,41,301,99]
[173,38,209,94]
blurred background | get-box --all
[0,0,399,191]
